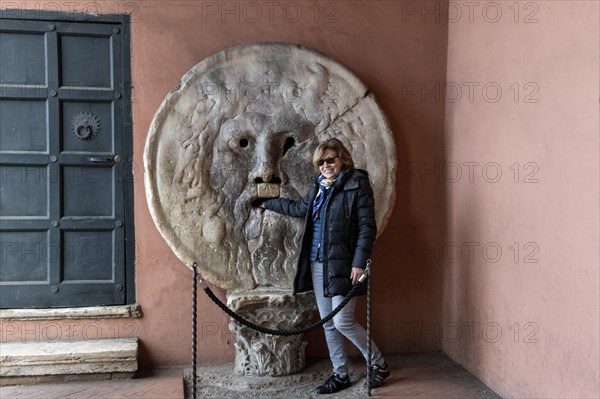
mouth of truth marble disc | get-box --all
[144,42,396,290]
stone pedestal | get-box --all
[227,289,316,376]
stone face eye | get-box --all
[226,133,253,152]
[283,137,295,155]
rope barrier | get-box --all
[195,261,370,336]
[190,260,374,394]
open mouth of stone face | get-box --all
[256,182,280,199]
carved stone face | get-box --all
[209,111,316,286]
[210,112,314,205]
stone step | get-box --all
[0,337,138,382]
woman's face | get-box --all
[319,149,342,179]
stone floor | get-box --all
[1,352,502,399]
[0,368,183,399]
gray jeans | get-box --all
[311,262,384,377]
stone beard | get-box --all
[178,110,318,289]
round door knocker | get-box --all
[71,112,101,140]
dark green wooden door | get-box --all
[0,14,133,308]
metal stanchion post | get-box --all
[192,263,198,399]
[366,260,372,397]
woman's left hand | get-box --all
[350,267,365,285]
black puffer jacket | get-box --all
[264,168,377,297]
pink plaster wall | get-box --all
[2,1,598,395]
[0,1,449,367]
[443,1,600,397]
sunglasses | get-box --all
[317,156,338,166]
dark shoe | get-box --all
[316,373,351,394]
[364,361,390,388]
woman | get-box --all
[256,138,390,394]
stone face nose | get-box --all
[254,161,278,184]
[253,136,282,198]
[253,136,282,185]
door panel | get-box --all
[0,231,48,282]
[0,32,46,84]
[62,230,114,282]
[0,165,49,217]
[0,14,132,308]
[62,166,114,217]
[0,100,47,151]
[60,34,112,88]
